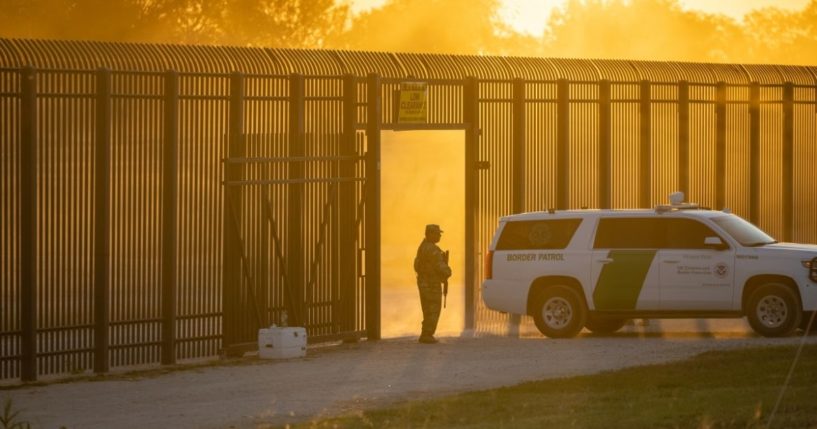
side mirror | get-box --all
[704,236,728,250]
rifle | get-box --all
[443,250,450,308]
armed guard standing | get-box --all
[413,224,452,344]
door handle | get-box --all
[663,260,679,264]
[596,258,614,264]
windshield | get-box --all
[711,215,777,247]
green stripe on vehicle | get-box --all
[593,250,657,310]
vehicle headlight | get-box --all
[808,258,817,283]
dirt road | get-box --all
[5,333,816,428]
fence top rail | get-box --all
[2,64,816,91]
[2,38,815,85]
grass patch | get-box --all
[292,344,817,429]
[1,398,32,429]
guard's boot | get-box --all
[418,334,438,344]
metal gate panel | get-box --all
[35,69,96,377]
[108,71,164,369]
[221,73,369,349]
[524,82,558,212]
[475,80,514,335]
[688,84,718,209]
[759,87,785,239]
[650,83,679,206]
[791,70,817,245]
[793,102,817,243]
[725,86,751,218]
[302,76,343,337]
[610,83,641,208]
[176,73,230,360]
[1,69,21,380]
[225,75,291,346]
[569,83,600,209]
[241,75,290,336]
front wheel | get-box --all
[532,286,587,339]
[746,283,801,337]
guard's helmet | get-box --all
[425,224,443,234]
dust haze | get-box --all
[3,1,817,65]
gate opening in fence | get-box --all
[379,130,466,338]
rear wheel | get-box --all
[746,283,801,337]
[585,316,627,335]
[532,286,587,339]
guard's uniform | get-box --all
[414,229,452,338]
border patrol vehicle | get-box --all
[482,193,817,338]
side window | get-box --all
[593,218,665,249]
[664,218,724,249]
[496,219,582,250]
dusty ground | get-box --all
[4,324,817,429]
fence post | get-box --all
[463,76,479,333]
[340,74,357,335]
[508,79,526,336]
[782,82,794,242]
[749,82,761,225]
[223,72,245,348]
[639,80,651,208]
[365,73,382,341]
[258,157,269,329]
[678,81,690,198]
[556,79,570,210]
[161,70,178,365]
[715,82,727,210]
[20,66,37,382]
[93,68,111,374]
[512,79,526,212]
[598,79,612,209]
[287,74,305,329]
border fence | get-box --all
[1,39,816,382]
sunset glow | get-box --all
[351,0,813,36]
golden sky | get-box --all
[349,0,812,36]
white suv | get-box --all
[482,193,817,338]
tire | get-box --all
[585,316,627,335]
[800,311,816,335]
[746,283,802,337]
[532,285,587,339]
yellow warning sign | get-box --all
[397,82,427,124]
